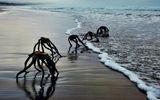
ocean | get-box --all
[0,0,160,99]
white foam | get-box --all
[65,19,81,35]
[86,42,160,100]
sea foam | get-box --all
[86,42,160,100]
[65,19,81,35]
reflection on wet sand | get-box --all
[16,72,58,100]
[67,46,78,61]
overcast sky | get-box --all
[0,0,160,8]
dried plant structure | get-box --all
[68,34,88,49]
[82,31,99,42]
[97,26,109,37]
[33,37,62,58]
[16,51,59,78]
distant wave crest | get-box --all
[0,1,36,6]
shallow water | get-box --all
[66,9,160,87]
[67,8,160,99]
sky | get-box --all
[0,0,160,8]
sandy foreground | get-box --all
[0,8,147,100]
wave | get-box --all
[0,1,38,6]
[65,19,81,35]
[29,6,160,12]
[28,6,160,19]
[66,17,160,100]
[123,8,160,12]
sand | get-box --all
[0,8,147,100]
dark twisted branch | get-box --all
[16,51,59,78]
[33,37,62,57]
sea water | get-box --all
[0,0,160,99]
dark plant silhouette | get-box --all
[97,26,109,37]
[82,31,99,42]
[33,37,62,57]
[16,72,58,100]
[16,51,59,78]
[68,34,88,49]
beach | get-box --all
[0,8,147,100]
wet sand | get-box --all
[0,9,147,100]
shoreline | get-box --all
[86,43,160,100]
[0,8,147,100]
[68,8,160,100]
